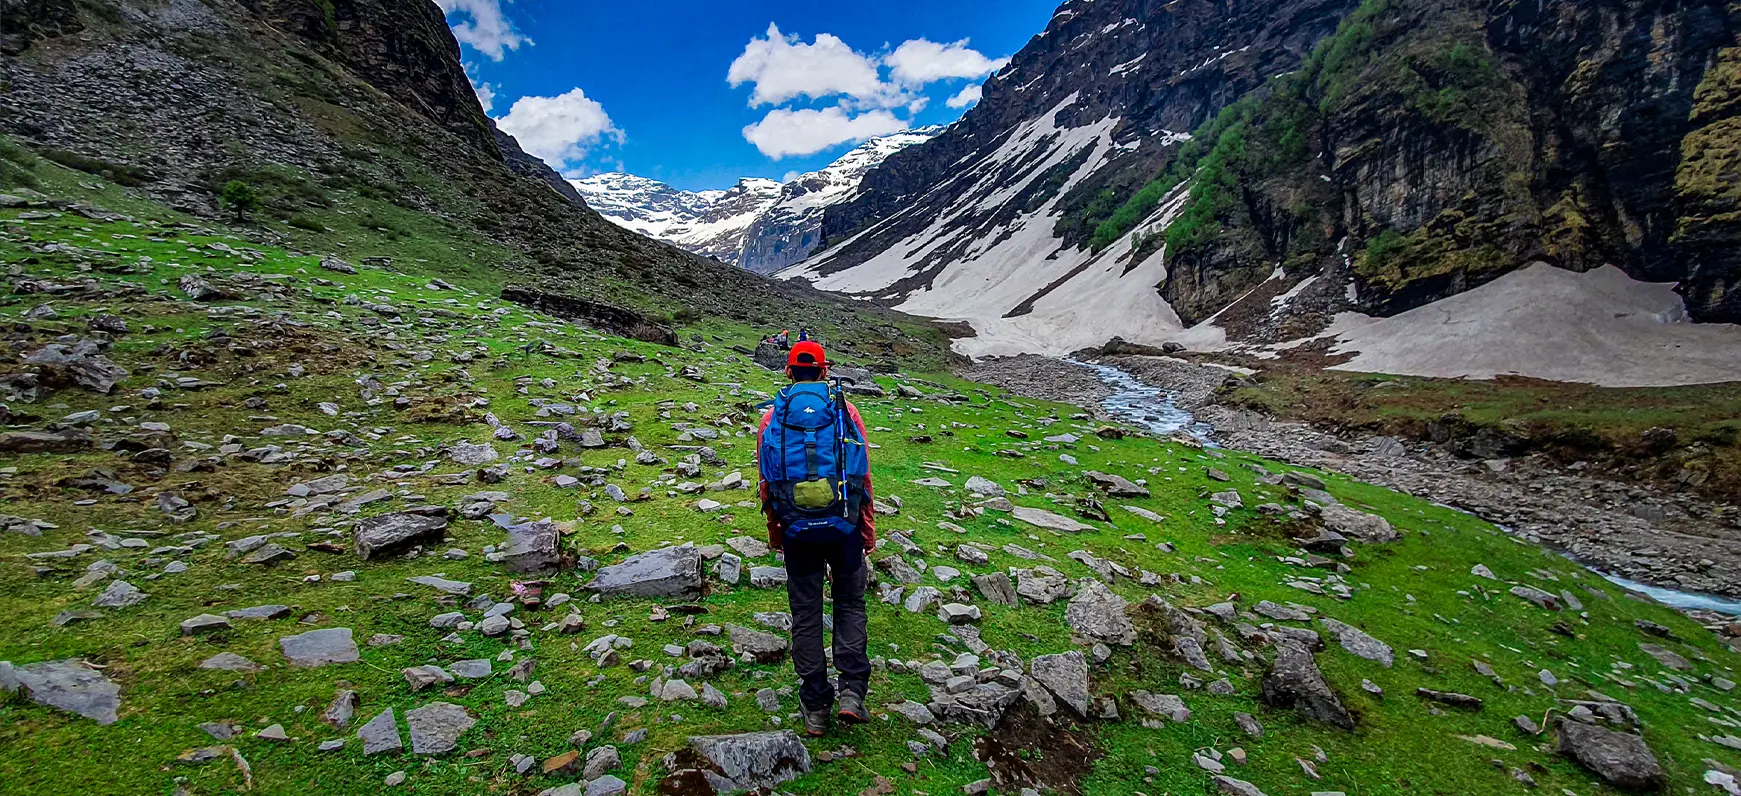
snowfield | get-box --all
[1317,263,1741,387]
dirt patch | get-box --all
[972,701,1102,795]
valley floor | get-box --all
[0,188,1737,796]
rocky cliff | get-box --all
[798,0,1741,356]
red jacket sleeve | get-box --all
[756,409,782,550]
[845,401,877,549]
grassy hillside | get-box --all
[0,159,1735,796]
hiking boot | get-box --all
[836,691,868,724]
[802,706,831,737]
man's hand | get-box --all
[864,538,877,554]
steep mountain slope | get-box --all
[0,0,951,361]
[576,127,941,273]
[797,0,1741,366]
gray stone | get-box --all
[1638,643,1692,671]
[718,552,742,585]
[1260,641,1353,730]
[403,665,454,691]
[584,744,621,779]
[1555,719,1665,791]
[938,603,982,624]
[1030,651,1091,716]
[972,572,1019,606]
[355,513,450,560]
[323,689,360,729]
[964,476,1005,497]
[92,579,147,608]
[727,624,788,664]
[279,628,360,668]
[1065,580,1134,645]
[584,776,626,796]
[6,659,121,724]
[180,614,231,635]
[451,659,492,679]
[447,441,497,466]
[589,545,703,599]
[1319,504,1396,542]
[408,575,473,596]
[226,604,292,621]
[1212,775,1267,796]
[405,701,475,755]
[1084,470,1149,497]
[748,566,787,588]
[199,652,260,672]
[890,700,935,724]
[359,708,403,755]
[1320,618,1393,667]
[685,731,813,791]
[1510,586,1561,610]
[1011,506,1095,533]
[498,518,560,573]
[1130,690,1191,722]
[1015,566,1071,605]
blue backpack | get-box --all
[759,381,870,543]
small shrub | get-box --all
[219,180,261,221]
[287,213,327,232]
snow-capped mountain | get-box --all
[573,127,942,272]
[572,173,780,264]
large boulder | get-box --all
[1065,580,1134,645]
[1320,618,1394,667]
[406,701,475,755]
[2,659,120,724]
[494,517,561,573]
[1260,641,1353,730]
[354,512,450,561]
[1318,504,1397,542]
[1085,470,1149,498]
[752,341,787,371]
[1029,651,1091,716]
[21,338,129,393]
[589,545,703,599]
[1554,718,1665,791]
[668,731,813,793]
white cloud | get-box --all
[885,38,1008,86]
[495,88,624,170]
[945,83,983,109]
[472,80,496,114]
[727,23,900,108]
[437,0,530,61]
[743,107,908,159]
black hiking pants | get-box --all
[783,533,870,712]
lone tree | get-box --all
[219,180,259,222]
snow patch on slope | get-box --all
[789,96,1210,358]
[1320,263,1741,387]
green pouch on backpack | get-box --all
[791,479,835,510]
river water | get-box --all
[1071,358,1741,617]
[1066,358,1215,442]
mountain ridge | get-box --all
[574,126,944,273]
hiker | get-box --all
[756,340,876,736]
[774,329,790,349]
[797,326,810,342]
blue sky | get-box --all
[437,0,1058,191]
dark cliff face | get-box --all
[1157,0,1740,328]
[239,0,497,156]
[820,0,1363,274]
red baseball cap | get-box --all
[788,341,828,368]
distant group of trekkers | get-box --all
[766,327,809,349]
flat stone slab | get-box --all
[496,518,560,573]
[1030,651,1090,716]
[407,575,473,595]
[3,659,120,724]
[199,652,261,672]
[1320,618,1394,667]
[406,701,476,754]
[279,628,359,668]
[685,731,812,791]
[1011,506,1095,533]
[354,512,450,561]
[358,708,402,755]
[589,545,702,599]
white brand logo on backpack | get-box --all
[803,407,816,414]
